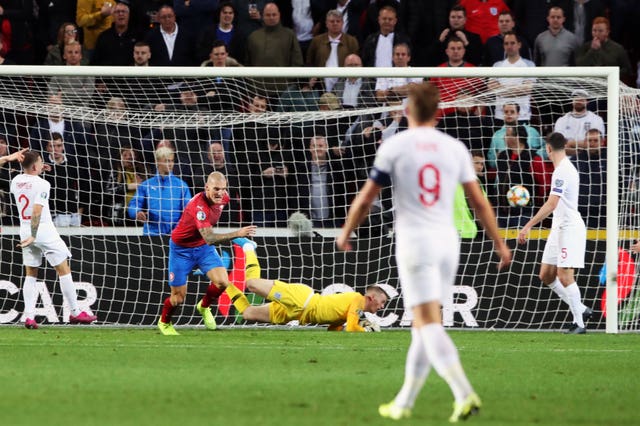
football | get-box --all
[506,185,531,207]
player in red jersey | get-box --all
[158,171,256,335]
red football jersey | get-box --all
[171,192,229,247]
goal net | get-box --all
[0,65,636,333]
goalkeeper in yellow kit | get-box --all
[229,239,388,332]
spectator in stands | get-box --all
[332,0,366,43]
[563,0,607,46]
[0,34,14,65]
[36,0,78,50]
[201,39,239,67]
[145,5,195,66]
[331,53,377,109]
[431,36,478,118]
[199,41,245,112]
[276,77,322,112]
[402,0,449,66]
[196,1,246,64]
[232,0,266,39]
[105,145,146,225]
[276,0,325,59]
[488,102,545,170]
[44,132,84,227]
[128,146,192,235]
[457,0,510,44]
[92,1,139,66]
[29,93,93,158]
[575,16,632,82]
[553,88,605,157]
[488,31,535,125]
[374,43,422,105]
[573,128,606,228]
[133,40,151,66]
[93,96,134,162]
[297,135,340,228]
[174,0,218,35]
[76,0,114,58]
[495,125,536,227]
[190,141,242,225]
[360,0,403,41]
[44,22,90,66]
[534,6,579,67]
[437,87,493,152]
[48,41,97,108]
[245,2,303,67]
[436,4,483,66]
[512,0,559,48]
[360,4,410,68]
[306,9,359,92]
[484,10,532,66]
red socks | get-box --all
[201,283,224,308]
[160,297,175,323]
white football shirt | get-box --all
[371,126,477,236]
[549,157,583,229]
[10,173,56,238]
[553,110,605,143]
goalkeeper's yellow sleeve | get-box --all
[345,297,366,332]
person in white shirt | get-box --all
[553,89,605,157]
[488,31,536,123]
[337,82,511,422]
[375,43,423,105]
[518,133,593,334]
[10,151,97,329]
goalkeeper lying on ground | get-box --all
[228,239,388,332]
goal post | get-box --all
[0,64,633,333]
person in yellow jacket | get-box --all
[76,0,114,53]
[228,239,388,332]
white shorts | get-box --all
[395,228,460,309]
[542,225,586,268]
[53,213,81,227]
[21,224,72,268]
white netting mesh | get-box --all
[0,66,636,332]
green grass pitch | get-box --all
[0,328,637,426]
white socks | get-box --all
[565,282,585,328]
[547,278,570,305]
[23,276,38,319]
[59,274,80,316]
[419,323,473,403]
[393,328,431,409]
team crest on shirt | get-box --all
[555,179,564,187]
[169,272,175,282]
[40,192,48,199]
[490,7,498,15]
[196,210,207,221]
[273,291,282,301]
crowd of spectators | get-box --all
[0,0,636,234]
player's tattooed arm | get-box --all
[30,204,43,238]
[199,225,257,246]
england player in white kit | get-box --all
[518,133,592,334]
[10,151,96,329]
[337,83,511,423]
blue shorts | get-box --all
[168,240,225,287]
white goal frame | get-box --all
[0,65,623,333]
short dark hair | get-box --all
[503,31,521,43]
[450,4,466,16]
[211,40,227,51]
[134,41,150,48]
[547,132,567,151]
[22,150,41,169]
[408,82,440,123]
[51,132,63,141]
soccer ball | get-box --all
[506,185,531,207]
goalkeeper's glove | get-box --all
[359,319,381,332]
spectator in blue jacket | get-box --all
[128,146,192,235]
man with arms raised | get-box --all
[337,83,511,422]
